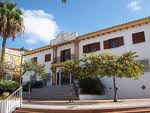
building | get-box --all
[23,17,150,98]
[1,48,23,81]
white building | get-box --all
[23,17,150,98]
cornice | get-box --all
[24,45,51,56]
[78,17,150,41]
[24,17,150,56]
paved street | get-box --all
[22,98,150,110]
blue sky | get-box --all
[0,0,150,50]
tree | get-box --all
[81,54,103,78]
[60,52,144,102]
[0,1,24,72]
[60,55,102,80]
[0,60,21,82]
[60,60,81,80]
[0,61,13,79]
[22,60,46,102]
[23,61,46,80]
[97,52,144,102]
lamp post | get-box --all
[20,47,24,86]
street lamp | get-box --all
[20,46,24,86]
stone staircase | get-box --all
[13,107,150,113]
[23,85,78,100]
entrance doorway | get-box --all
[61,73,70,85]
[56,72,74,85]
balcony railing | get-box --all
[53,54,75,64]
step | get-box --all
[13,107,150,113]
[23,85,78,100]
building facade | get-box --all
[1,48,22,81]
[23,17,150,98]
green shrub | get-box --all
[23,82,31,92]
[32,81,44,88]
[0,80,19,95]
[23,81,44,92]
[79,77,105,95]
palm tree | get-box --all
[0,1,24,72]
[62,0,67,4]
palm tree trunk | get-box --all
[113,75,117,102]
[0,37,7,76]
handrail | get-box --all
[0,86,22,113]
[4,87,22,101]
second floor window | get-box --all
[132,31,145,44]
[83,42,100,53]
[45,54,51,62]
[32,57,37,63]
[104,36,124,49]
[60,49,71,62]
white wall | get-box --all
[78,23,150,99]
[23,49,53,85]
[101,72,150,99]
[79,94,106,100]
[79,24,150,59]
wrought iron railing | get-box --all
[0,86,22,113]
[53,54,75,64]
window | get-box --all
[31,57,37,63]
[104,37,124,49]
[132,31,145,44]
[6,74,13,80]
[83,42,100,53]
[45,54,51,62]
[60,49,71,62]
[109,38,118,48]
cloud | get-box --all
[127,0,142,12]
[23,9,59,45]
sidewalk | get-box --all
[22,98,150,110]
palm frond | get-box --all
[62,0,67,4]
[0,80,19,92]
